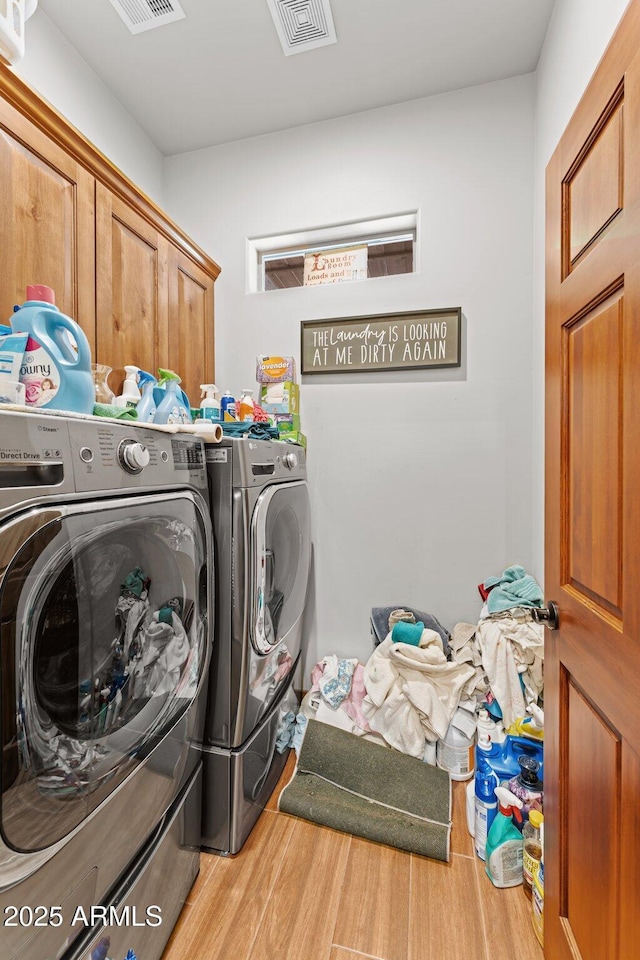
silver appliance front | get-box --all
[0,411,212,960]
[202,437,311,854]
[201,672,298,855]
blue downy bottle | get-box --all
[11,284,95,414]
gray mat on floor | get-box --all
[278,719,451,861]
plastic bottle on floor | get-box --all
[473,756,499,861]
[531,822,544,945]
[477,707,506,745]
[436,720,474,781]
[485,787,524,888]
[523,810,544,899]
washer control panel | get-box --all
[68,421,206,492]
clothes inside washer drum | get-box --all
[278,719,451,861]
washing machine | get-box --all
[201,436,311,855]
[0,409,212,960]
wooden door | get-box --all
[545,4,640,958]
[167,246,215,404]
[0,96,95,351]
[95,181,169,395]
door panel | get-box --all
[168,247,215,403]
[565,91,623,271]
[564,292,623,616]
[564,679,620,960]
[95,182,169,394]
[0,97,95,353]
[545,5,640,957]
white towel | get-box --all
[475,612,544,727]
[362,635,476,757]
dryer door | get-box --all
[0,492,209,859]
[250,479,311,657]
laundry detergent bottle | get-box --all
[473,756,499,861]
[11,284,94,413]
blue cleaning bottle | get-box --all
[136,369,157,422]
[11,284,95,414]
[154,368,192,421]
[154,374,192,424]
[473,750,499,861]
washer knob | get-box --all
[283,451,298,470]
[118,440,150,474]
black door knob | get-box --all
[532,600,560,630]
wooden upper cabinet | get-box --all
[0,64,220,400]
[168,246,215,404]
[95,183,169,395]
[0,95,95,352]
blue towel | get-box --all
[483,565,543,614]
[391,620,425,646]
[222,422,279,440]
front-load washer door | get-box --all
[250,479,311,661]
[0,492,209,860]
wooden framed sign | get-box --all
[300,307,461,374]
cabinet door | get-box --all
[95,182,169,394]
[167,246,215,404]
[0,98,95,351]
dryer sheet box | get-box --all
[256,355,297,383]
[258,381,299,414]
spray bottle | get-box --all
[238,388,254,422]
[477,707,506,745]
[200,384,222,422]
[154,370,192,424]
[485,786,524,888]
[136,370,157,422]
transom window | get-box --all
[247,213,418,293]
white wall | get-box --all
[165,75,536,672]
[14,9,165,205]
[531,0,631,581]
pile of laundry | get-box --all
[31,566,193,799]
[295,565,544,762]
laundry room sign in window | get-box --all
[300,308,461,374]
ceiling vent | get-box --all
[108,0,186,35]
[266,0,337,56]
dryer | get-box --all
[0,409,212,960]
[201,436,311,854]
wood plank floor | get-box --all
[162,754,543,960]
